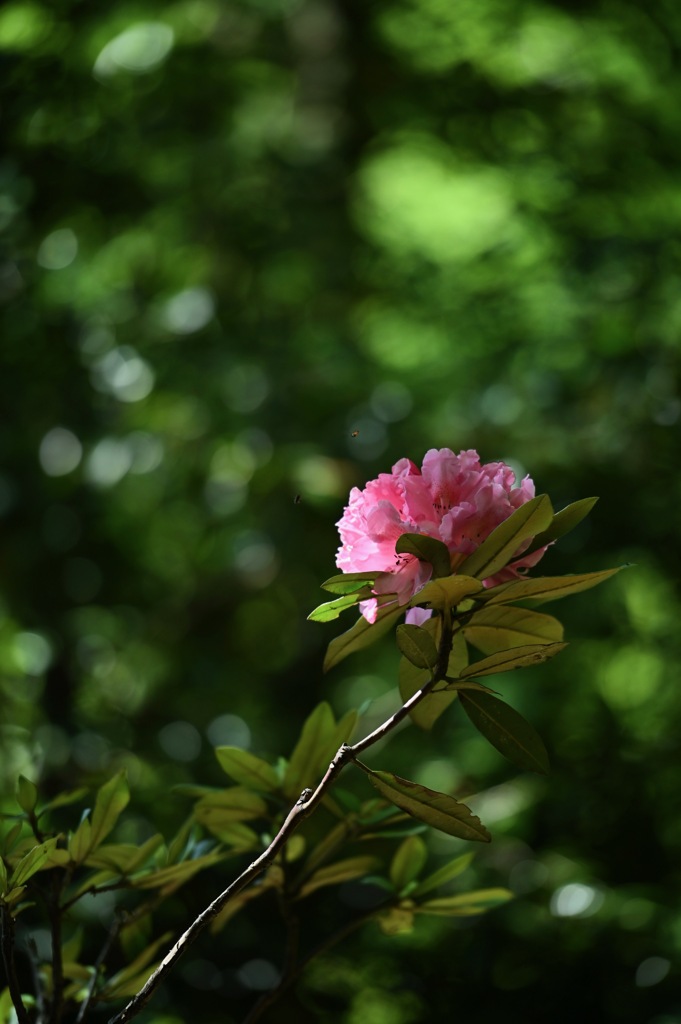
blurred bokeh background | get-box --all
[1,0,680,1020]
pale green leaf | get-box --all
[482,567,625,606]
[411,852,474,897]
[283,702,335,798]
[215,747,279,792]
[297,856,380,898]
[308,592,367,622]
[68,818,92,863]
[90,771,130,850]
[389,836,427,891]
[194,787,267,827]
[463,605,564,655]
[321,571,382,595]
[9,837,59,888]
[523,497,599,557]
[417,887,512,916]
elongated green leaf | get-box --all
[523,497,599,557]
[9,837,59,888]
[84,834,166,874]
[409,575,483,611]
[459,642,567,679]
[2,885,27,907]
[482,567,625,606]
[457,495,554,581]
[134,849,223,891]
[194,787,267,825]
[0,859,7,894]
[459,691,549,774]
[395,533,451,578]
[396,623,439,670]
[39,788,89,815]
[16,776,38,815]
[389,836,427,891]
[199,821,259,850]
[297,856,380,899]
[68,818,92,863]
[308,592,368,622]
[215,747,279,792]
[321,572,382,595]
[101,932,172,998]
[210,874,279,933]
[399,629,468,730]
[323,606,403,673]
[417,888,512,916]
[367,770,490,843]
[284,702,335,797]
[90,771,130,850]
[463,606,564,655]
[411,852,474,897]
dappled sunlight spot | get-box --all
[617,898,657,931]
[93,22,174,79]
[293,455,346,499]
[597,646,663,711]
[341,674,389,714]
[161,286,215,335]
[355,304,448,371]
[12,631,53,675]
[466,780,536,825]
[91,345,155,403]
[78,319,115,358]
[237,958,280,992]
[222,363,270,413]
[370,381,413,423]
[635,957,670,987]
[478,384,523,426]
[85,437,134,488]
[0,2,55,51]
[344,415,387,461]
[233,531,279,588]
[39,427,82,476]
[356,142,515,264]
[413,758,460,794]
[550,882,604,918]
[158,720,202,762]
[76,633,117,679]
[37,228,77,269]
[72,730,111,772]
[205,714,251,750]
[205,441,255,515]
[509,858,549,895]
[126,431,164,475]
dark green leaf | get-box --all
[399,626,467,730]
[482,567,625,606]
[367,770,490,842]
[16,776,38,815]
[457,495,554,581]
[523,497,599,557]
[459,691,550,774]
[323,606,403,673]
[320,572,383,595]
[395,533,451,578]
[283,702,335,798]
[409,575,483,611]
[389,836,427,891]
[396,623,439,670]
[215,747,279,792]
[90,771,130,850]
[459,642,567,679]
[307,592,368,622]
[463,605,564,655]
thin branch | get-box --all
[1,905,32,1024]
[107,613,453,1024]
[48,873,65,1024]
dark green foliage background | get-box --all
[1,0,680,1021]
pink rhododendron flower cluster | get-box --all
[336,448,548,623]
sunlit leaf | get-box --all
[459,691,549,774]
[463,605,564,654]
[9,837,59,888]
[399,626,467,730]
[38,789,89,815]
[307,592,367,622]
[320,572,382,595]
[90,771,130,850]
[482,567,625,605]
[200,821,259,850]
[416,888,512,916]
[284,702,334,798]
[395,533,451,578]
[458,642,567,679]
[523,497,599,557]
[411,852,474,897]
[377,904,415,934]
[323,606,404,673]
[457,495,554,581]
[367,770,490,842]
[134,849,223,891]
[297,856,380,898]
[16,776,38,815]
[396,623,439,670]
[409,575,483,610]
[215,747,279,792]
[389,835,427,891]
[194,788,267,828]
[100,932,172,998]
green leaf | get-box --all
[523,497,599,557]
[0,859,7,894]
[2,885,27,907]
[321,572,382,595]
[100,932,172,999]
[417,888,512,916]
[283,702,335,798]
[458,642,567,679]
[367,770,490,843]
[90,771,130,850]
[199,821,259,850]
[395,533,451,578]
[377,905,415,935]
[134,849,223,892]
[68,818,92,863]
[482,567,625,606]
[463,605,564,655]
[399,627,467,731]
[459,691,550,774]
[389,836,427,891]
[38,788,89,815]
[215,747,279,792]
[409,575,483,611]
[210,874,278,933]
[9,837,59,888]
[457,495,554,581]
[396,623,439,670]
[194,787,267,828]
[307,592,368,622]
[324,606,404,673]
[297,856,380,899]
[16,776,38,815]
[411,852,474,897]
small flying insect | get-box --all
[293,494,302,504]
[351,429,360,437]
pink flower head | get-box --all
[336,448,548,622]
